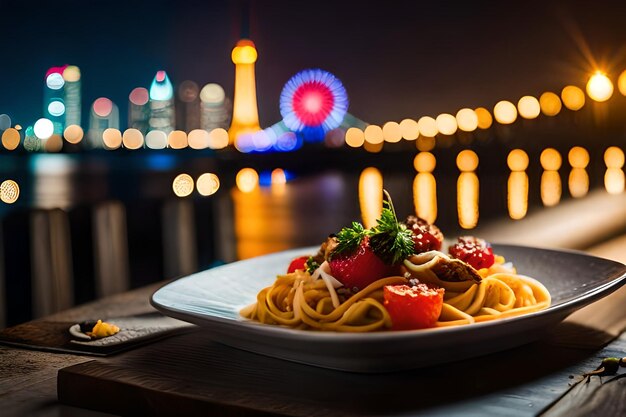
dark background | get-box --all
[2,0,626,129]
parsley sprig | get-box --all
[333,191,415,265]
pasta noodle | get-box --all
[241,250,551,332]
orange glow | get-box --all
[363,140,383,153]
[271,168,287,185]
[604,146,625,168]
[359,167,383,229]
[507,149,529,172]
[399,119,419,140]
[0,180,20,204]
[229,39,261,145]
[456,150,479,172]
[539,92,562,116]
[413,173,438,223]
[197,173,220,196]
[605,168,625,194]
[541,171,561,207]
[561,85,585,111]
[1,128,20,150]
[493,101,517,124]
[172,174,194,197]
[62,65,81,82]
[435,113,457,135]
[416,136,436,152]
[456,108,478,132]
[569,168,589,198]
[102,128,122,150]
[382,121,402,143]
[364,125,384,144]
[44,134,63,152]
[236,168,259,193]
[417,116,438,137]
[168,130,188,149]
[345,127,365,147]
[568,146,589,169]
[122,128,144,150]
[517,96,540,119]
[208,128,229,149]
[63,125,83,144]
[414,151,436,172]
[457,172,479,229]
[474,107,493,129]
[188,129,210,149]
[540,148,562,171]
[586,72,613,102]
[619,70,626,96]
[508,172,528,220]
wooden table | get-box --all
[1,276,625,416]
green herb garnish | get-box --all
[305,257,320,274]
[334,221,367,255]
[368,192,415,265]
[332,190,415,265]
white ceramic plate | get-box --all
[151,244,626,372]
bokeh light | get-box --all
[197,173,220,196]
[456,150,479,172]
[122,128,144,150]
[0,180,20,204]
[359,167,383,229]
[44,134,63,152]
[363,140,383,153]
[172,173,194,197]
[93,97,113,117]
[604,146,625,168]
[507,149,529,171]
[540,148,562,171]
[129,87,149,105]
[2,128,20,150]
[568,146,590,169]
[517,96,540,119]
[345,127,365,147]
[561,85,585,110]
[47,100,66,117]
[435,113,457,135]
[416,136,436,152]
[102,128,122,150]
[364,125,383,144]
[382,121,402,143]
[399,118,419,140]
[586,72,613,102]
[188,129,210,149]
[62,125,83,144]
[208,128,229,149]
[62,65,81,82]
[474,107,493,129]
[414,151,436,172]
[168,130,188,149]
[539,92,562,116]
[417,116,438,137]
[33,118,54,139]
[236,168,259,193]
[493,100,517,124]
[456,108,478,132]
[46,73,64,90]
[145,130,168,149]
[0,114,12,130]
[619,70,626,96]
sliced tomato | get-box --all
[383,284,444,330]
[287,256,309,273]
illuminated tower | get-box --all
[149,70,175,134]
[229,39,261,145]
[63,65,81,127]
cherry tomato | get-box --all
[448,236,495,270]
[383,284,444,330]
[287,256,309,273]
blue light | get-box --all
[149,70,174,101]
[145,154,177,171]
[274,131,301,152]
[258,170,272,186]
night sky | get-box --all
[2,0,626,129]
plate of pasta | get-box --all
[151,201,626,372]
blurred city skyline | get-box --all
[2,0,626,130]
